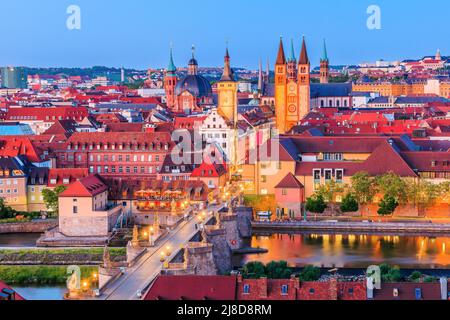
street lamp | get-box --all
[149,227,155,246]
[160,251,166,262]
[165,246,171,256]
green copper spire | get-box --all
[322,39,328,62]
[167,45,176,74]
[288,38,296,62]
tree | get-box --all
[340,193,359,213]
[242,262,266,279]
[410,271,422,282]
[350,172,377,204]
[377,194,399,216]
[0,198,16,219]
[265,261,292,279]
[305,194,327,214]
[380,264,402,282]
[42,186,67,215]
[375,172,408,204]
[316,180,345,203]
[298,265,321,282]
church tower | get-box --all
[217,47,238,125]
[320,39,330,84]
[297,36,310,121]
[275,37,287,133]
[164,46,178,109]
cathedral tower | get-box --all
[320,39,330,84]
[275,37,287,133]
[297,36,310,122]
[217,47,238,125]
[164,46,178,109]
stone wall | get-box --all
[204,226,232,275]
[235,206,253,238]
[184,242,217,275]
[0,219,57,234]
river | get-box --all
[0,233,42,247]
[234,233,450,269]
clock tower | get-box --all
[217,47,238,125]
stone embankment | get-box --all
[0,219,57,234]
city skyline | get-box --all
[1,0,449,69]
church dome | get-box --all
[174,75,212,98]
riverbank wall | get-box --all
[0,220,57,234]
[252,221,450,235]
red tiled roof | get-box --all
[191,161,227,178]
[66,131,173,147]
[5,106,88,121]
[59,174,107,197]
[373,283,442,300]
[144,276,237,300]
[275,173,304,189]
[47,168,89,187]
[400,152,450,172]
[0,136,43,163]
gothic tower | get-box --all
[297,36,310,122]
[217,47,238,125]
[164,46,178,109]
[275,37,287,133]
[320,39,330,84]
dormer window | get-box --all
[243,284,250,294]
[281,285,288,295]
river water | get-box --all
[234,233,450,269]
[0,233,42,247]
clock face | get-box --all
[289,84,296,92]
[288,105,297,113]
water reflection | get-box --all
[236,233,450,269]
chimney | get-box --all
[259,277,268,299]
[329,278,338,300]
[440,277,448,300]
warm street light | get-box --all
[160,252,166,262]
[166,246,171,256]
[149,226,155,246]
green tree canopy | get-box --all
[42,186,67,214]
[305,194,327,214]
[340,193,359,213]
[377,194,399,216]
[375,172,408,203]
[265,261,292,279]
[298,265,321,282]
[350,172,377,204]
[242,261,266,279]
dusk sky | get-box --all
[1,0,449,69]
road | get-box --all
[100,207,220,300]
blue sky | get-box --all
[0,0,448,69]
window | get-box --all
[261,175,267,183]
[281,285,289,295]
[243,284,250,294]
[73,206,78,214]
[89,166,94,173]
[282,189,287,196]
[313,169,321,190]
[335,169,344,183]
[324,169,332,182]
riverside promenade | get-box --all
[252,221,450,235]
